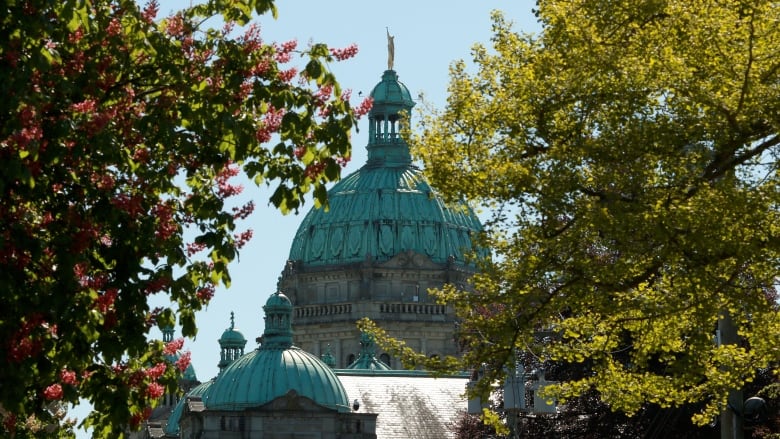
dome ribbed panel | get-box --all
[164,380,213,436]
[288,165,482,267]
[204,347,350,412]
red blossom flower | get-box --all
[278,67,297,83]
[130,407,152,428]
[353,96,374,118]
[43,384,63,400]
[60,369,78,386]
[234,229,253,249]
[231,201,255,220]
[163,338,184,355]
[175,351,192,372]
[329,43,359,61]
[145,362,166,380]
[186,241,207,256]
[146,382,165,399]
[106,17,122,36]
[165,14,184,37]
[196,284,215,302]
[141,0,159,24]
[95,288,118,314]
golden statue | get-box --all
[386,28,395,70]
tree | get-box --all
[391,0,780,430]
[0,0,370,436]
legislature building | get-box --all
[141,46,485,438]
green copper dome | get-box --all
[163,379,213,436]
[218,312,247,371]
[203,292,351,412]
[346,332,391,371]
[288,70,482,267]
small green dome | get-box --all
[218,312,247,371]
[264,291,293,309]
[202,292,350,412]
[369,69,415,110]
[346,332,391,371]
[203,346,351,412]
[218,311,247,346]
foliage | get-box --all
[403,0,780,427]
[0,0,369,436]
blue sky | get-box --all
[72,1,540,436]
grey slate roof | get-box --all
[336,370,469,439]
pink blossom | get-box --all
[95,288,118,313]
[106,18,122,37]
[71,99,97,114]
[231,201,255,220]
[141,0,159,24]
[175,351,192,372]
[43,384,63,400]
[255,106,285,143]
[68,28,83,43]
[164,338,184,355]
[314,84,333,105]
[234,229,253,249]
[196,284,215,303]
[305,162,326,179]
[216,163,244,197]
[145,362,166,380]
[329,43,358,61]
[274,51,291,63]
[60,369,78,386]
[353,96,374,118]
[251,59,271,76]
[165,14,185,37]
[280,40,297,52]
[146,382,165,399]
[186,241,207,256]
[278,67,297,83]
[152,202,177,241]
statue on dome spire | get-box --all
[386,28,395,70]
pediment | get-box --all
[255,390,336,413]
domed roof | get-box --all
[204,346,351,412]
[218,312,246,346]
[288,70,482,268]
[369,69,414,109]
[346,332,391,371]
[163,379,213,436]
[203,292,350,412]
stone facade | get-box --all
[177,392,377,439]
[280,251,474,368]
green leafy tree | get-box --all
[0,0,370,436]
[378,0,780,429]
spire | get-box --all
[261,292,294,349]
[366,69,416,166]
[346,332,391,370]
[218,312,247,371]
[320,344,336,369]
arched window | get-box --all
[347,354,356,366]
[379,353,391,367]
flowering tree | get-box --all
[364,0,780,433]
[0,0,370,436]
